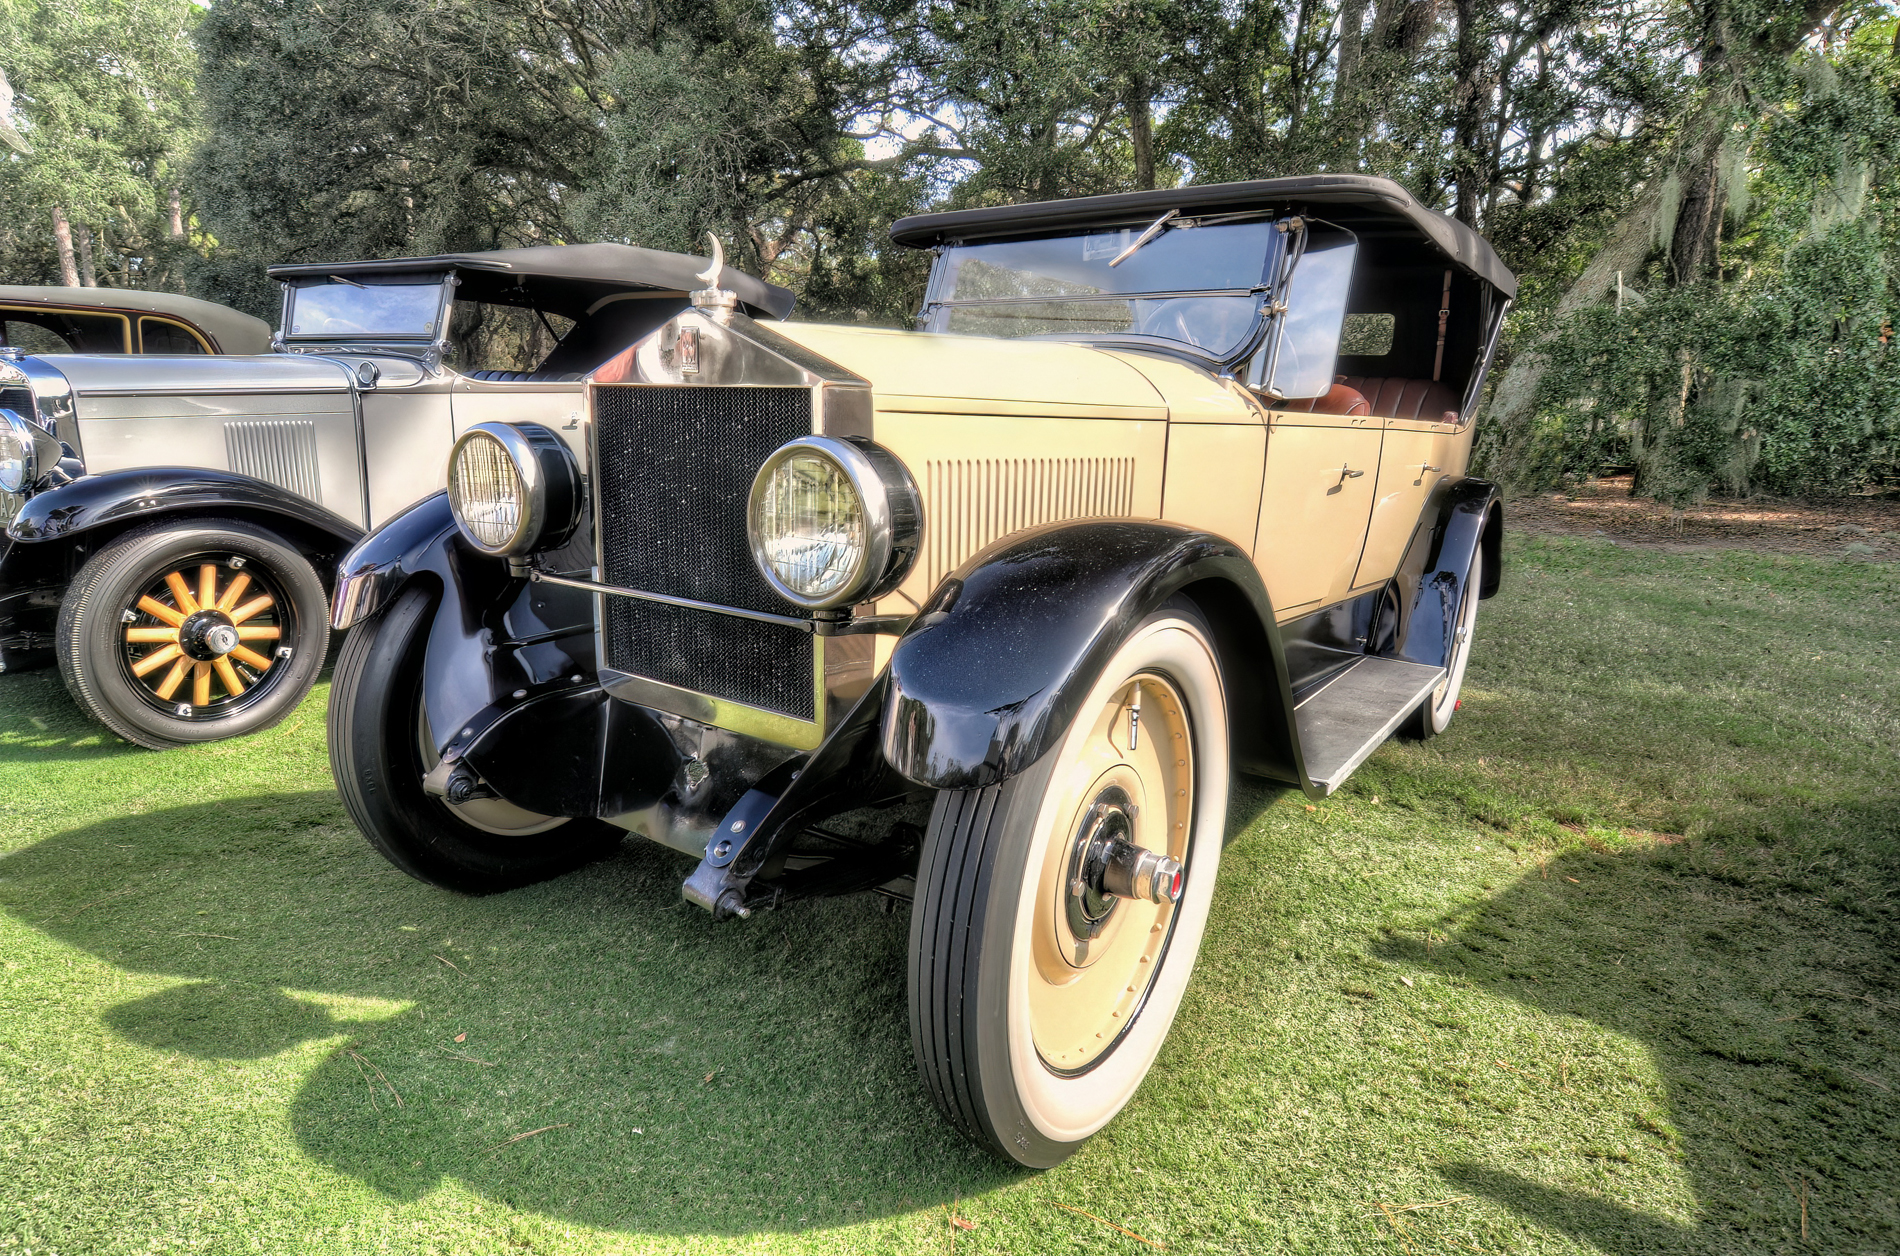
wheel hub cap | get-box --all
[1064,786,1183,943]
[179,610,240,660]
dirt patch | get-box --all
[1507,475,1900,561]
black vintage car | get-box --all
[327,176,1513,1165]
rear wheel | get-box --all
[1404,548,1483,740]
[328,583,618,893]
[909,606,1229,1166]
[56,518,327,749]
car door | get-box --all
[1353,414,1460,588]
[1253,410,1382,619]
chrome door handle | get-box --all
[1337,464,1365,482]
[1418,464,1441,473]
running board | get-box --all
[1293,657,1446,795]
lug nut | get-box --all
[1101,839,1184,905]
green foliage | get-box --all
[0,0,204,289]
[1512,29,1900,501]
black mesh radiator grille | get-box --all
[593,384,816,720]
[0,388,36,427]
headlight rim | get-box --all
[747,434,921,612]
[446,421,583,558]
[0,407,38,494]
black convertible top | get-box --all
[890,175,1517,298]
[267,243,797,321]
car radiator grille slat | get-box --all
[593,384,815,721]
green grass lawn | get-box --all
[1,533,1895,1255]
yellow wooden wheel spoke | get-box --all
[229,594,274,625]
[217,572,251,613]
[136,595,186,628]
[198,564,217,612]
[192,662,212,707]
[124,626,179,643]
[234,625,279,640]
[164,571,201,616]
[229,645,274,671]
[212,656,246,698]
[154,656,191,700]
[131,643,183,677]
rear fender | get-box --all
[1375,477,1500,671]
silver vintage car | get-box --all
[0,244,792,747]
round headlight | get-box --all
[446,422,583,557]
[0,409,37,494]
[748,436,921,611]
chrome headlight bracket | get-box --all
[748,435,922,612]
[446,422,584,558]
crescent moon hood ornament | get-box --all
[690,233,739,323]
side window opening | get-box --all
[0,310,129,353]
[1339,313,1395,357]
[448,301,576,376]
[139,317,209,354]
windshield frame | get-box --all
[278,272,456,346]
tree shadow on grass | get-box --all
[0,791,1023,1236]
[1375,798,1900,1255]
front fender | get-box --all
[7,465,364,550]
[880,520,1302,791]
[330,493,614,802]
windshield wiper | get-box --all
[1108,209,1179,268]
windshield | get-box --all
[285,278,446,339]
[924,218,1280,358]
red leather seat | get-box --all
[1338,376,1461,423]
[1278,380,1370,417]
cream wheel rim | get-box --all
[1028,671,1193,1073]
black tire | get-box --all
[1402,547,1483,740]
[327,583,619,893]
[57,517,328,749]
[909,607,1230,1167]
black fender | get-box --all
[1,466,366,670]
[881,519,1304,791]
[1376,477,1501,672]
[7,465,364,552]
[330,492,674,819]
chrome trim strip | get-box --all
[529,567,815,632]
[599,664,826,751]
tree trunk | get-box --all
[1127,76,1156,190]
[1450,0,1485,226]
[74,224,97,286]
[168,188,185,240]
[1335,0,1367,103]
[51,207,80,287]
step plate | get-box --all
[1294,657,1447,794]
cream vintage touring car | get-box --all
[326,174,1513,1165]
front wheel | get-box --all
[327,583,619,893]
[56,517,328,749]
[909,606,1229,1166]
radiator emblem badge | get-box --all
[677,326,700,374]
